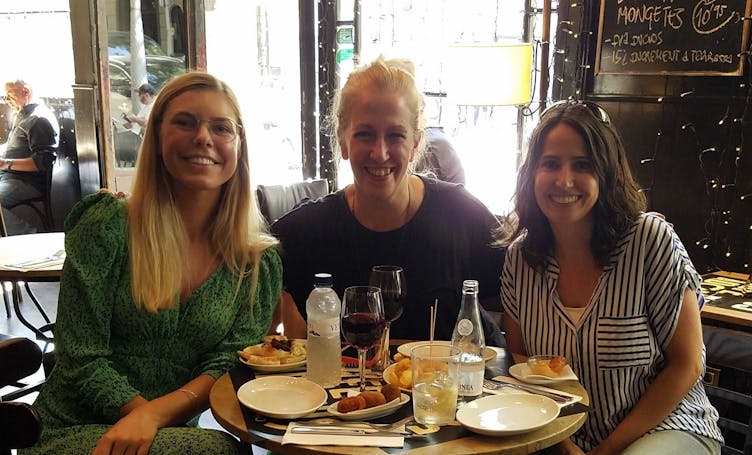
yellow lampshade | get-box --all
[446,43,533,106]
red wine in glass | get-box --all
[342,312,386,349]
[341,286,385,391]
[369,265,406,370]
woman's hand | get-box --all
[91,406,160,455]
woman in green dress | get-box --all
[22,72,282,455]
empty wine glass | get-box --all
[340,286,385,392]
[369,265,406,370]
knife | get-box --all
[291,426,410,437]
[488,378,574,402]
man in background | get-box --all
[123,83,156,136]
[0,79,58,234]
[413,126,466,185]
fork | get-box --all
[303,415,413,431]
[482,379,570,403]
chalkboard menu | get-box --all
[596,0,752,75]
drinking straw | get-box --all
[429,298,438,343]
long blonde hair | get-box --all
[127,71,277,312]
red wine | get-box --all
[382,292,405,322]
[342,312,385,349]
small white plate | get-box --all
[238,341,307,372]
[509,362,578,385]
[327,393,410,420]
[382,363,412,393]
[456,394,560,436]
[397,341,497,363]
[237,376,327,419]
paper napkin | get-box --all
[282,422,405,448]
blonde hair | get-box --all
[328,55,427,166]
[127,71,277,312]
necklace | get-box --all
[349,178,413,229]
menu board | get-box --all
[596,0,752,75]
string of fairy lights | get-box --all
[550,1,751,272]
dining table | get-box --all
[209,344,590,455]
[0,232,65,340]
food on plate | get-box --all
[386,358,413,390]
[237,335,306,366]
[360,391,387,408]
[381,383,401,402]
[393,352,406,362]
[527,355,567,378]
[337,395,367,413]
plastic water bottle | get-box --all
[306,273,342,387]
[451,279,486,397]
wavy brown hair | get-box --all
[497,101,646,270]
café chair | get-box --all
[256,179,329,224]
[704,383,752,455]
[5,163,55,232]
[0,337,43,455]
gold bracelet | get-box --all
[178,388,199,407]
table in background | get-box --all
[0,232,64,340]
[700,270,752,331]
[209,345,590,455]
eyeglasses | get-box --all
[544,99,611,125]
[166,112,241,142]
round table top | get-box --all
[209,347,589,455]
[0,232,65,281]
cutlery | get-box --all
[303,416,413,431]
[290,426,413,437]
[482,379,571,403]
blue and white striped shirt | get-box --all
[501,214,723,450]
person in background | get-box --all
[271,56,505,346]
[413,126,466,185]
[22,72,282,455]
[498,100,722,454]
[124,82,156,135]
[0,79,59,234]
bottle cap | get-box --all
[313,273,333,287]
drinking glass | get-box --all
[369,265,406,370]
[341,286,386,391]
[411,344,460,425]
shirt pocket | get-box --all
[596,315,653,369]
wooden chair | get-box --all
[704,384,752,455]
[256,179,330,224]
[0,337,43,454]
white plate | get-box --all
[397,341,497,363]
[327,393,410,420]
[237,376,327,419]
[238,340,307,372]
[382,363,412,393]
[509,363,578,385]
[456,393,560,436]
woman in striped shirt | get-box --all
[498,101,722,454]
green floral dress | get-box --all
[22,193,282,455]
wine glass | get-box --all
[341,286,386,391]
[369,265,406,370]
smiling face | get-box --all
[158,89,240,197]
[534,123,599,232]
[339,89,420,202]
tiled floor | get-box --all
[1,281,269,455]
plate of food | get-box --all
[383,358,413,392]
[456,393,560,436]
[508,355,578,385]
[397,341,497,363]
[237,335,307,372]
[327,385,410,420]
[237,376,327,419]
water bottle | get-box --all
[451,279,486,397]
[306,273,342,387]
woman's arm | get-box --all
[92,375,215,455]
[590,288,704,455]
[502,312,526,356]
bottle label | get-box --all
[309,317,339,338]
[457,319,473,336]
